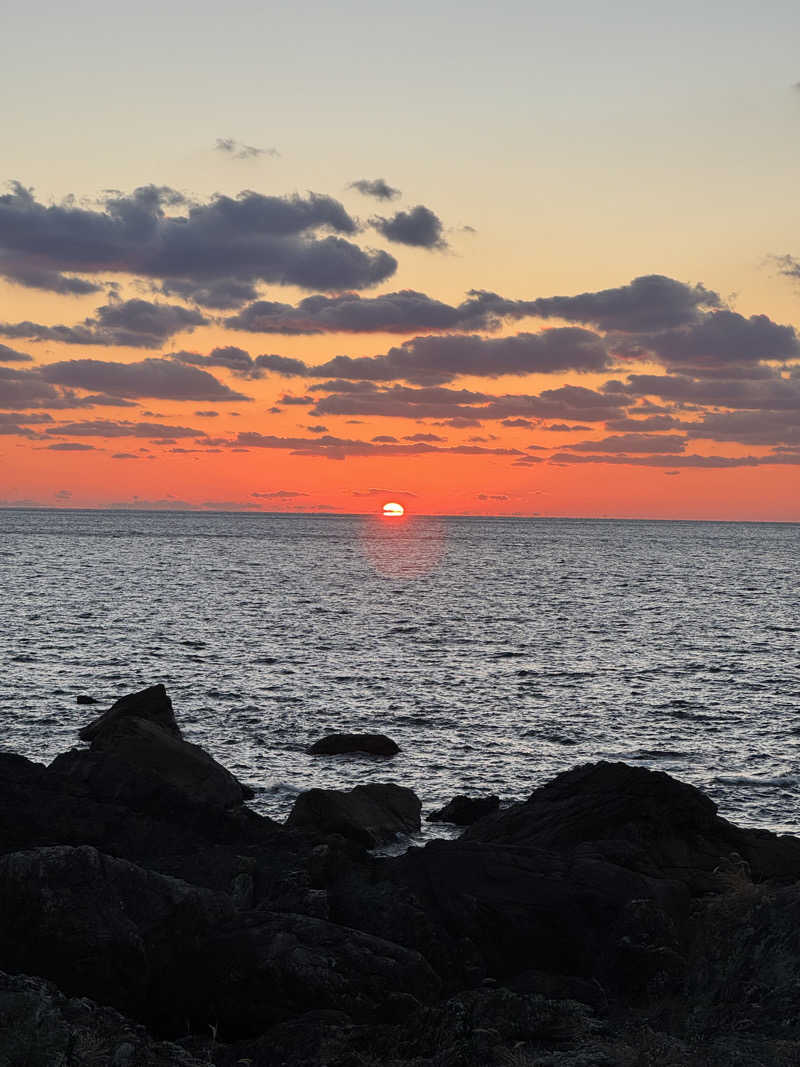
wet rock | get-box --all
[79,684,182,742]
[308,732,400,756]
[426,794,500,825]
[76,694,99,705]
[288,783,421,847]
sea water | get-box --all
[1,508,798,836]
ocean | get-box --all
[1,508,798,838]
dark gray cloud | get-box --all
[252,490,309,499]
[566,433,687,453]
[235,430,523,460]
[311,382,626,423]
[40,358,249,401]
[550,451,800,468]
[175,346,256,377]
[215,138,279,160]
[45,420,205,438]
[684,410,800,446]
[613,310,800,374]
[0,183,396,294]
[273,329,612,386]
[502,418,538,429]
[545,423,591,431]
[404,432,445,442]
[0,343,32,363]
[522,274,722,331]
[605,373,800,411]
[604,414,685,431]
[225,290,510,335]
[0,299,207,348]
[0,264,103,295]
[371,205,446,249]
[348,179,401,201]
[158,277,259,310]
[255,354,311,376]
[45,442,97,451]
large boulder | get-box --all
[0,845,232,1023]
[288,783,421,847]
[0,970,204,1066]
[79,684,182,743]
[308,733,400,756]
[426,794,500,826]
[53,685,253,813]
[0,844,438,1038]
[465,761,800,891]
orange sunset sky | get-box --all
[3,0,800,519]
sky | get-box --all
[2,0,800,518]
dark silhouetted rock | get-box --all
[288,783,421,847]
[52,716,248,812]
[308,732,400,756]
[76,694,99,705]
[0,845,233,1024]
[426,794,500,826]
[464,761,800,891]
[79,684,182,742]
[0,970,204,1066]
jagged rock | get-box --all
[0,970,203,1065]
[288,783,421,847]
[79,684,182,742]
[464,761,800,891]
[308,732,400,756]
[53,685,255,812]
[0,845,233,1024]
[52,716,248,812]
[426,794,500,825]
[76,694,99,705]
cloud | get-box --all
[54,489,72,499]
[604,414,684,431]
[550,451,800,468]
[0,343,32,363]
[0,264,103,295]
[174,346,256,377]
[0,298,208,348]
[0,183,396,294]
[352,487,417,498]
[566,433,688,453]
[235,430,524,460]
[45,442,97,451]
[522,274,722,331]
[215,137,279,160]
[403,432,445,442]
[310,382,626,423]
[683,410,800,446]
[544,423,591,431]
[605,372,800,411]
[348,179,401,201]
[225,289,513,335]
[45,420,205,438]
[39,358,249,401]
[158,277,259,310]
[371,205,447,249]
[251,490,309,498]
[614,310,800,374]
[270,328,612,385]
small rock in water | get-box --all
[426,794,501,826]
[308,732,400,756]
[76,695,99,705]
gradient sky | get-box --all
[2,0,800,518]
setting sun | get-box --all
[382,502,405,517]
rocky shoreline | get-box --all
[2,686,800,1065]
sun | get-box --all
[382,501,405,517]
